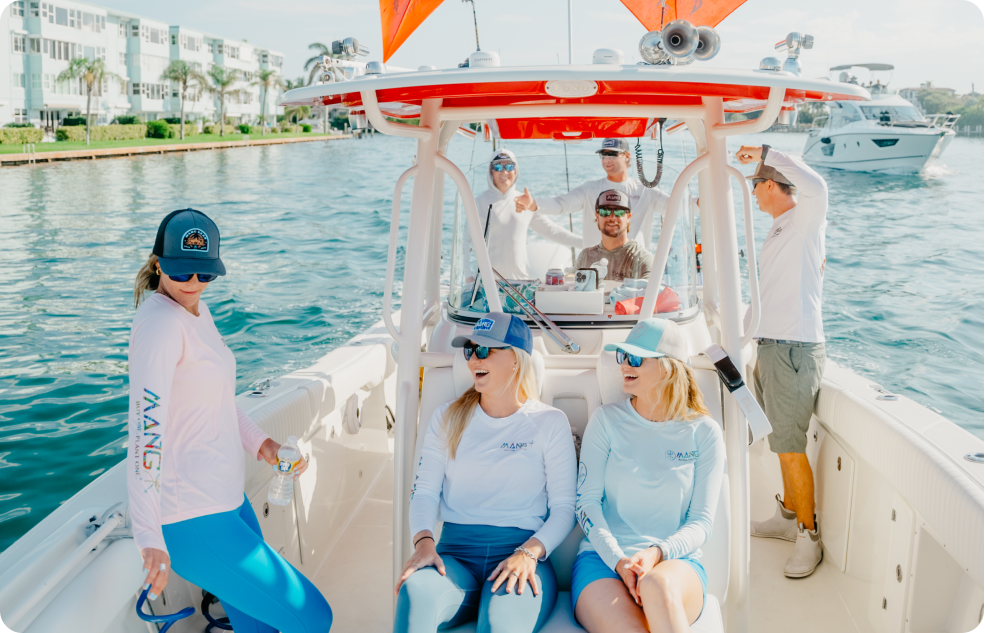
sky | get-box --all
[90,0,985,95]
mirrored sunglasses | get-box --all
[597,207,629,218]
[463,342,510,360]
[616,349,644,367]
[167,272,218,283]
[491,163,516,172]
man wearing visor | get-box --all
[514,138,669,249]
[574,190,652,282]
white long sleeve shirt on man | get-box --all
[534,176,669,248]
[127,293,269,554]
[754,149,828,343]
[409,398,577,557]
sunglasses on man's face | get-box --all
[597,207,629,218]
[491,163,516,172]
[463,343,510,361]
[616,349,644,367]
[599,151,622,158]
[751,178,767,190]
[167,272,218,283]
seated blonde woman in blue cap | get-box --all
[572,318,726,633]
[393,313,577,633]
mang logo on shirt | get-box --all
[501,441,533,452]
[665,449,699,462]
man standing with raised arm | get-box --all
[737,143,828,579]
[514,138,669,249]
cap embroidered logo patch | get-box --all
[605,193,622,202]
[626,324,647,342]
[181,228,209,252]
[474,318,495,332]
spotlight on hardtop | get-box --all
[332,37,370,60]
[774,32,813,76]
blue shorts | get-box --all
[569,551,707,620]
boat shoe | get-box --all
[751,494,798,542]
[784,520,822,578]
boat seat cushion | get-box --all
[437,590,723,633]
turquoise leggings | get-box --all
[394,523,558,633]
[162,495,332,633]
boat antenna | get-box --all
[462,0,480,51]
[636,120,665,188]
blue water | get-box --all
[0,132,981,552]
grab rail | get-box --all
[434,154,503,313]
[383,165,419,345]
[493,270,579,354]
[726,164,761,347]
[5,510,124,627]
[361,90,433,140]
[710,87,785,138]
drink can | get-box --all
[546,269,564,285]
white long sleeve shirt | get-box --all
[534,176,669,248]
[127,293,269,554]
[409,399,577,557]
[575,399,726,571]
[755,149,828,342]
[472,148,582,280]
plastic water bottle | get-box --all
[591,258,609,283]
[267,436,300,506]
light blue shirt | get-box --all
[575,398,726,571]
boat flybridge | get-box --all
[803,63,959,172]
[1,13,983,633]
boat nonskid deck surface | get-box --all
[1,312,981,633]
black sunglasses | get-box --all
[463,342,510,360]
[616,349,644,367]
[751,178,767,189]
[167,272,218,283]
[597,207,629,218]
[599,150,622,158]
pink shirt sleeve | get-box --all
[237,405,269,461]
[127,312,182,555]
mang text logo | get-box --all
[665,449,699,462]
[501,441,532,452]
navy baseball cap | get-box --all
[152,209,226,277]
[596,138,630,153]
[596,189,631,211]
[452,312,533,355]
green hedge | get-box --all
[170,124,197,138]
[0,127,44,144]
[203,124,238,135]
[56,124,147,141]
[146,120,175,139]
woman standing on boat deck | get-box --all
[394,312,577,633]
[128,209,332,633]
[573,318,725,633]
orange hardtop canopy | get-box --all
[381,0,749,62]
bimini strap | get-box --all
[704,345,773,445]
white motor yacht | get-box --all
[803,64,959,172]
[0,16,982,633]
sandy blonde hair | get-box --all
[133,253,160,308]
[643,357,709,422]
[442,347,538,459]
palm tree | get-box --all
[251,69,283,136]
[284,105,311,135]
[203,65,239,137]
[160,60,206,140]
[56,58,123,145]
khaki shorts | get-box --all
[753,340,826,454]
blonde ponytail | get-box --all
[134,253,160,308]
[442,347,539,459]
[646,357,710,422]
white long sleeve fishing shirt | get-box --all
[127,293,269,554]
[409,399,577,557]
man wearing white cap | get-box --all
[737,144,828,578]
[514,138,669,249]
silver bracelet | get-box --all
[514,546,538,561]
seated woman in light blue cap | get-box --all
[393,312,577,633]
[572,318,726,633]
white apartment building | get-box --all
[2,0,285,129]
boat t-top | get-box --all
[802,63,960,172]
[0,4,981,633]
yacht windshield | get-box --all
[860,105,923,122]
[445,144,701,325]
